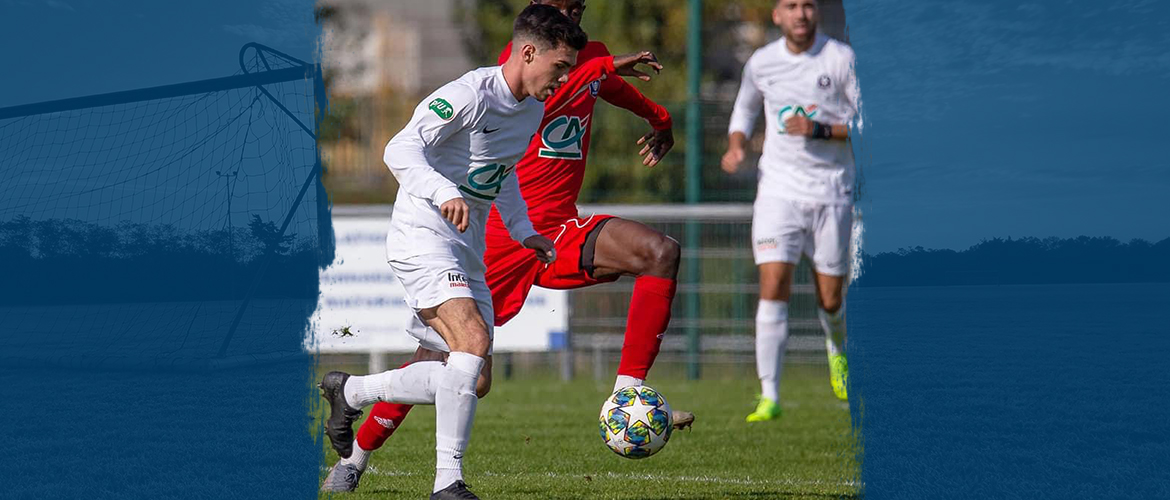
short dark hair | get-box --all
[513,4,588,52]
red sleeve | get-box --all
[497,42,513,65]
[598,77,673,130]
[592,41,671,130]
[571,55,616,83]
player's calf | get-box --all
[817,290,843,313]
[475,369,492,398]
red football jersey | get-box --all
[486,41,672,235]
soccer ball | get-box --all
[598,385,673,459]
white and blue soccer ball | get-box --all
[598,385,673,459]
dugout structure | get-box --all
[0,44,330,371]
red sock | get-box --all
[617,275,677,380]
[355,363,415,451]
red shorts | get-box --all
[485,214,618,326]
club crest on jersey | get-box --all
[588,79,602,97]
[777,104,818,133]
[817,74,832,89]
[459,163,514,201]
[538,115,590,160]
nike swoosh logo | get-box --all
[483,126,500,134]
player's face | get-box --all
[773,0,818,43]
[522,43,578,101]
[534,0,586,25]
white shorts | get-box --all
[388,253,494,354]
[752,197,852,277]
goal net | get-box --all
[0,44,328,370]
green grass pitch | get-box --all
[313,363,859,499]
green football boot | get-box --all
[828,354,848,401]
[745,396,782,423]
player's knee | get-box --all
[819,293,843,313]
[449,327,491,358]
[463,333,490,358]
[641,235,680,276]
[658,236,682,269]
[758,275,790,302]
[412,347,447,363]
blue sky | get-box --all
[846,0,1170,252]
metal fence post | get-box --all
[685,0,704,380]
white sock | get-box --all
[434,351,484,493]
[387,361,442,404]
[339,439,371,470]
[344,362,444,408]
[613,374,643,393]
[755,300,789,403]
[818,306,846,357]
[344,371,392,408]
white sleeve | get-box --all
[842,49,862,130]
[727,57,764,137]
[383,82,479,207]
[492,171,539,244]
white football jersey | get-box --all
[728,34,860,205]
[383,66,542,277]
